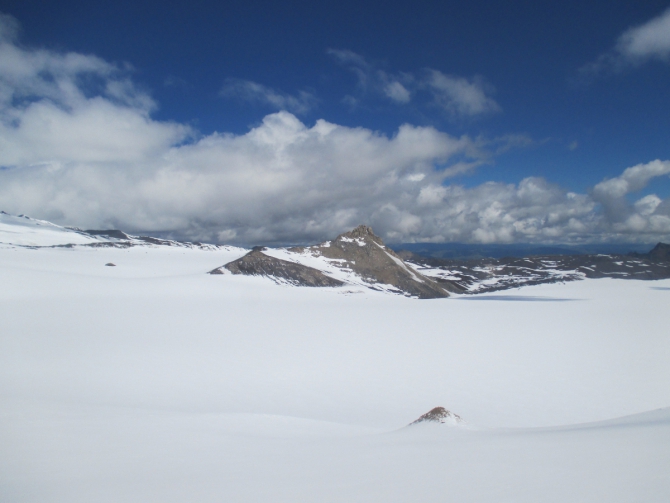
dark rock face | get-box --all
[294,225,456,299]
[215,249,344,287]
[649,242,670,262]
[409,407,465,426]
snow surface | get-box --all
[1,219,670,501]
[0,213,105,247]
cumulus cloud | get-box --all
[1,15,669,245]
[591,160,670,234]
[328,49,499,118]
[0,15,188,168]
[581,8,670,76]
[221,79,318,115]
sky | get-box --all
[0,0,669,244]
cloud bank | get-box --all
[1,13,669,245]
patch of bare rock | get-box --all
[210,247,343,287]
[295,225,462,298]
[409,407,466,426]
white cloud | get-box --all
[327,49,371,88]
[593,159,670,199]
[383,81,411,103]
[221,79,318,115]
[425,70,501,117]
[592,159,670,226]
[0,15,187,167]
[328,49,499,118]
[581,8,670,75]
[0,17,669,245]
[616,8,670,62]
[0,12,19,42]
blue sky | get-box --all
[0,1,669,244]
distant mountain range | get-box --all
[398,243,670,294]
[388,241,656,260]
[2,211,669,297]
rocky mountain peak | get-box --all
[336,225,383,244]
[213,225,460,298]
[310,226,458,298]
[649,242,670,261]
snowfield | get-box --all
[1,219,670,501]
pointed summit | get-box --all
[336,225,383,245]
[214,225,460,297]
[310,225,457,298]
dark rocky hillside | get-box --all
[211,247,343,287]
[398,242,670,294]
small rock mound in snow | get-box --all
[409,407,466,427]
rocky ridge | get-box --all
[0,212,230,251]
[293,225,459,297]
[210,247,343,287]
[216,225,455,298]
[400,244,670,294]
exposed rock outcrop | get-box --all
[409,407,465,426]
[648,242,670,262]
[85,229,131,240]
[296,225,458,298]
[212,247,344,287]
[404,242,670,294]
[211,225,455,298]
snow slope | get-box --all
[3,400,669,503]
[0,212,106,247]
[1,217,670,502]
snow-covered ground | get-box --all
[1,220,670,501]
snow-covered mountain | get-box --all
[212,225,456,298]
[0,211,109,247]
[0,211,237,251]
